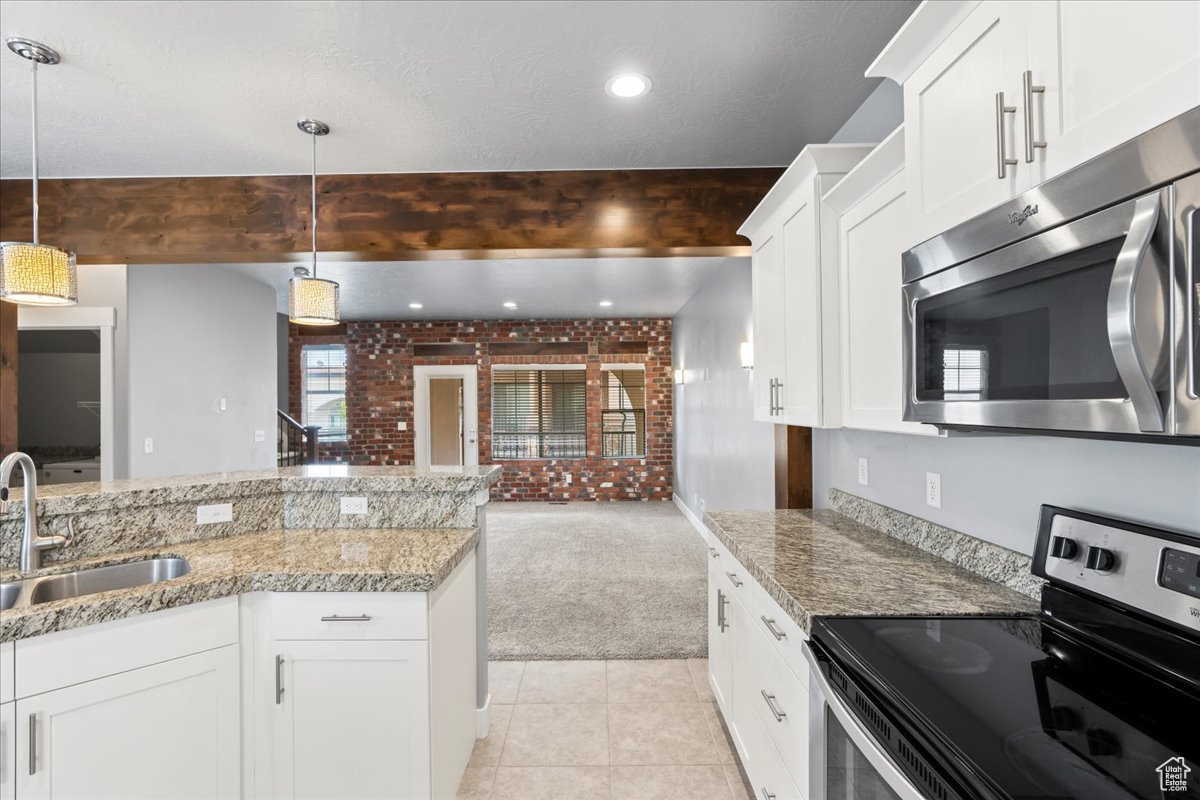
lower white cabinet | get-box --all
[708,538,809,800]
[16,644,241,799]
[272,640,430,800]
[1,701,13,800]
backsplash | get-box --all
[829,488,1045,599]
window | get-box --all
[491,368,586,459]
[301,344,347,440]
[602,368,646,458]
[942,346,987,400]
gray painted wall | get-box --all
[814,428,1200,555]
[828,80,902,144]
[673,258,775,518]
[126,265,278,478]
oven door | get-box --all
[902,188,1175,436]
[804,645,927,800]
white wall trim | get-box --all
[413,364,479,469]
[476,693,491,738]
[672,493,709,543]
[18,306,117,481]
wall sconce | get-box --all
[740,342,754,370]
[673,368,684,385]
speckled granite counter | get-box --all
[0,525,478,641]
[704,509,1039,634]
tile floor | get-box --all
[457,659,755,800]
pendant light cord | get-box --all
[310,128,318,278]
[30,57,39,244]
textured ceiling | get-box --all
[219,257,734,320]
[0,0,916,178]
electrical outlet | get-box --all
[857,458,869,486]
[340,496,368,515]
[219,397,227,412]
[143,437,154,454]
[698,497,706,513]
[397,421,408,431]
[254,430,265,442]
[197,503,233,525]
[926,472,942,509]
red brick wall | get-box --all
[288,320,672,501]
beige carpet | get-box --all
[486,502,708,660]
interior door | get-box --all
[272,640,430,800]
[1026,0,1200,184]
[414,365,479,468]
[903,0,1029,247]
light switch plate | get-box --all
[926,472,942,509]
[340,496,368,515]
[143,437,154,454]
[254,430,265,442]
[197,503,233,525]
[396,421,407,431]
[858,458,869,486]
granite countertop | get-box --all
[0,525,478,642]
[0,464,504,519]
[705,509,1039,634]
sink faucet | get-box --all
[0,451,68,571]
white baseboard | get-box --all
[673,493,709,543]
[476,693,492,738]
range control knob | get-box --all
[1050,536,1079,560]
[1086,546,1118,572]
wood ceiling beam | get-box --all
[0,168,782,264]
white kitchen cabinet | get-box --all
[16,644,240,799]
[823,128,940,437]
[272,640,431,800]
[1025,0,1200,183]
[1,701,13,800]
[708,556,735,711]
[879,0,1200,247]
[900,0,1029,247]
[740,145,874,428]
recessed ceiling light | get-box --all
[503,301,518,309]
[598,300,613,307]
[408,302,423,309]
[605,73,651,99]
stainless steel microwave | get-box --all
[902,108,1200,441]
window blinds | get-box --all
[302,344,348,439]
[491,369,587,459]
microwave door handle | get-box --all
[1107,193,1166,432]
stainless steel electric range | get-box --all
[805,505,1200,800]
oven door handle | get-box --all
[804,645,928,800]
[1107,193,1166,432]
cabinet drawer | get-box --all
[739,692,805,800]
[752,589,809,689]
[271,593,428,641]
[750,624,810,793]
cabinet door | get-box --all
[781,191,823,427]
[16,645,240,800]
[904,0,1029,247]
[752,229,788,422]
[707,561,734,712]
[1,702,12,800]
[839,170,940,436]
[1026,0,1200,183]
[273,640,430,800]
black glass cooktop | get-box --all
[812,602,1200,800]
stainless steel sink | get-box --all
[1,581,19,611]
[1,557,190,609]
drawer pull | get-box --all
[760,616,787,641]
[725,571,743,588]
[320,614,373,622]
[761,689,786,722]
[28,713,37,775]
[760,787,776,800]
[717,588,729,632]
[708,546,719,558]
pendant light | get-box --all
[0,38,77,306]
[288,118,340,325]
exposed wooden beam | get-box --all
[0,168,782,264]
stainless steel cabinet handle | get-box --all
[28,713,36,775]
[774,379,784,416]
[1022,70,1046,162]
[1107,193,1166,432]
[761,689,787,722]
[761,616,787,641]
[275,654,285,705]
[768,377,777,415]
[717,588,727,632]
[320,614,372,622]
[708,546,719,558]
[760,787,776,800]
[995,92,1017,179]
[725,571,743,588]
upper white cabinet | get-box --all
[740,145,874,428]
[874,0,1200,246]
[823,129,940,437]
